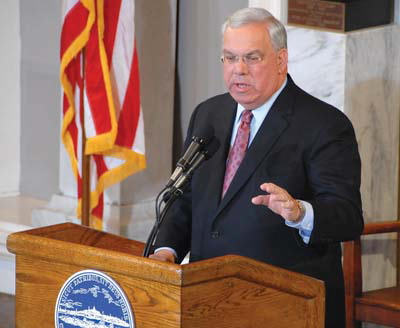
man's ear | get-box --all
[277,48,288,74]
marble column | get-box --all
[0,0,20,197]
[0,0,22,295]
[287,25,400,295]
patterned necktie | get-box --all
[222,110,253,197]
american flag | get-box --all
[60,0,146,229]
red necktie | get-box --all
[222,110,253,197]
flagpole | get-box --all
[81,48,90,227]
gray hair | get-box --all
[222,7,287,51]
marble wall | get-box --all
[288,24,400,299]
[345,26,400,296]
[288,26,345,110]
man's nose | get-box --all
[232,59,249,74]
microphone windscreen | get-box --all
[192,125,214,144]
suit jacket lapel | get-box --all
[212,78,296,222]
[200,95,237,217]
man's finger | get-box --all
[149,250,175,263]
[251,195,270,206]
[260,182,284,195]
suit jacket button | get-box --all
[211,231,220,239]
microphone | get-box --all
[167,137,220,195]
[142,133,219,258]
[166,125,214,188]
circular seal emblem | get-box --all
[55,270,135,328]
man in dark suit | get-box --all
[150,7,363,328]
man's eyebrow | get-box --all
[245,50,263,55]
[222,50,263,55]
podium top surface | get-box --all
[7,223,324,299]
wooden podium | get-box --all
[7,223,325,327]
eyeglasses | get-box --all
[220,53,264,66]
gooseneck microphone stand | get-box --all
[142,183,186,257]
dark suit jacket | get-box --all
[155,76,364,328]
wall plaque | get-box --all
[288,0,393,32]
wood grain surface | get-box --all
[7,223,325,327]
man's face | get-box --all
[222,22,288,109]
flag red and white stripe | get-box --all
[60,0,146,229]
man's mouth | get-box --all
[232,82,251,91]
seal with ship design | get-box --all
[55,270,135,328]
